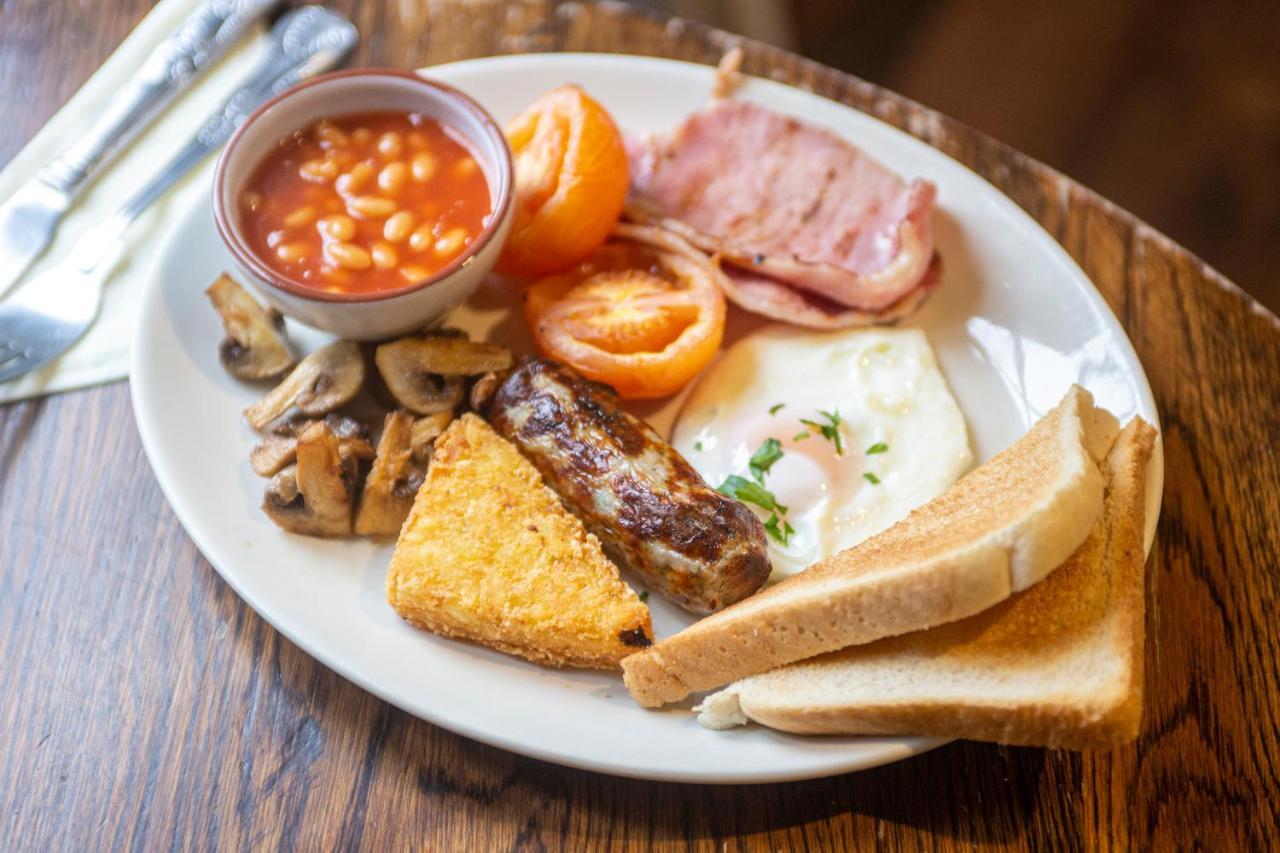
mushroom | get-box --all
[468,371,501,412]
[205,274,295,381]
[374,335,512,415]
[354,410,426,536]
[409,411,454,464]
[250,413,373,477]
[243,340,365,430]
[261,421,360,537]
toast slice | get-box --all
[386,413,653,669]
[623,385,1120,707]
[697,418,1156,748]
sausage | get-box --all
[486,358,771,614]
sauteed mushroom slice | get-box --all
[205,274,295,381]
[244,340,365,430]
[354,411,425,536]
[374,336,512,414]
[386,335,514,375]
[469,371,501,412]
[409,411,454,463]
[376,357,464,414]
[250,414,372,477]
[252,422,307,477]
[261,421,359,537]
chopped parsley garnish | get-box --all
[718,474,787,514]
[748,438,784,483]
[763,513,795,546]
[768,403,785,416]
[693,440,704,452]
[793,430,810,441]
[800,409,844,455]
[866,441,889,455]
[638,590,649,603]
[722,438,798,547]
[863,472,881,485]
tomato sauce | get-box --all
[240,111,492,295]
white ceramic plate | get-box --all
[131,54,1162,783]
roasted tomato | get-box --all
[497,85,630,278]
[524,236,726,399]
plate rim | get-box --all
[130,51,1162,784]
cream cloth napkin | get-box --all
[0,0,266,404]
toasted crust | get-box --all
[386,414,653,669]
[713,417,1156,748]
[623,385,1119,707]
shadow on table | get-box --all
[375,704,1055,847]
[522,738,1050,846]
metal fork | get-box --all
[0,6,357,384]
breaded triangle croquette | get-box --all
[386,414,653,669]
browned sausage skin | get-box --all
[487,359,771,614]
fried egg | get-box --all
[672,325,972,577]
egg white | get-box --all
[672,325,973,578]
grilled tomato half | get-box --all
[524,230,726,398]
[497,85,630,278]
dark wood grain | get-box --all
[1,1,1278,849]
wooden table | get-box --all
[1,1,1277,848]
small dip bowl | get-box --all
[213,69,514,340]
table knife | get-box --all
[0,6,358,384]
[0,0,279,297]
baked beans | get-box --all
[240,111,491,295]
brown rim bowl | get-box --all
[212,68,514,340]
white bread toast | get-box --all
[698,417,1156,748]
[623,385,1120,707]
[386,414,653,669]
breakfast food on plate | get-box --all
[623,385,1121,707]
[696,419,1156,748]
[204,274,295,380]
[251,413,372,478]
[374,334,513,414]
[210,275,509,539]
[239,112,493,295]
[354,411,426,536]
[386,414,654,668]
[486,358,772,614]
[497,85,629,278]
[523,222,726,399]
[243,340,366,430]
[262,420,370,537]
[626,99,939,328]
[203,75,1159,752]
[672,324,972,577]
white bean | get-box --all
[325,241,372,270]
[377,162,408,194]
[282,205,318,228]
[408,225,434,253]
[347,195,397,220]
[377,132,403,158]
[371,241,400,270]
[434,228,468,257]
[276,242,310,263]
[317,214,357,242]
[383,211,415,243]
[336,161,375,195]
[411,152,436,182]
[299,158,338,183]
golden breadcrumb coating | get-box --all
[386,414,653,669]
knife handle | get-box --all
[36,0,278,198]
[72,7,357,273]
